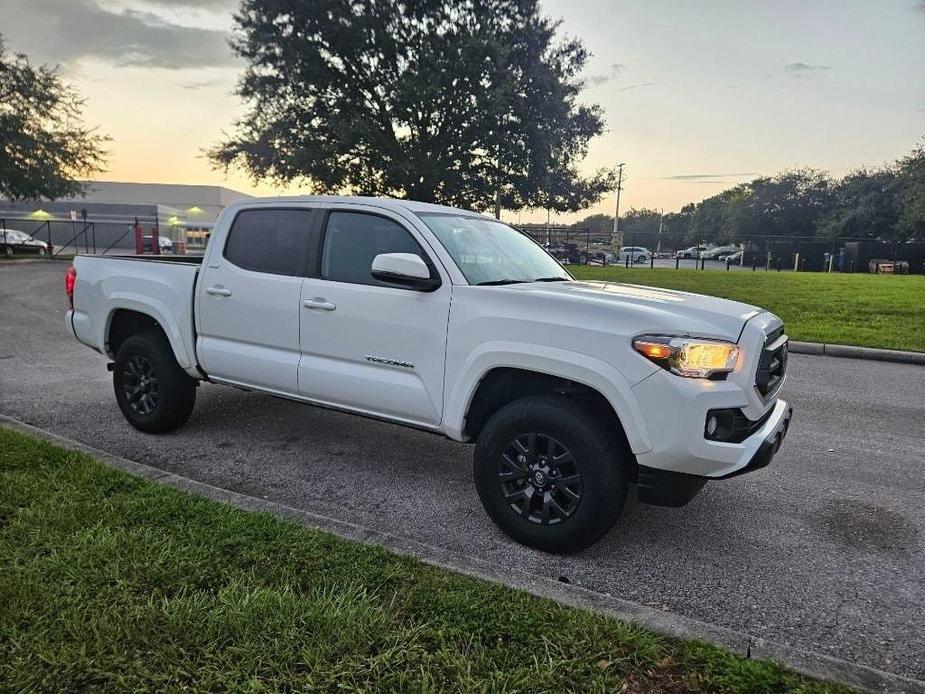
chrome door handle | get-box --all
[302,298,336,311]
[205,286,232,297]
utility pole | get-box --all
[656,208,664,256]
[612,162,625,246]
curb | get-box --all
[789,341,925,366]
[1,414,923,694]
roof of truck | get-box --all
[224,195,479,217]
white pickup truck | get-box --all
[66,196,791,553]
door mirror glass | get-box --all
[371,253,439,290]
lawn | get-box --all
[0,427,848,692]
[570,266,925,352]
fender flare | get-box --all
[443,341,653,454]
[102,295,195,371]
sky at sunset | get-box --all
[1,0,923,223]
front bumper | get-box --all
[631,356,792,477]
[713,401,792,479]
[637,400,792,507]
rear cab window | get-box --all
[223,208,314,276]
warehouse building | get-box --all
[0,181,250,254]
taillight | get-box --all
[65,265,76,308]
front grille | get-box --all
[756,326,788,397]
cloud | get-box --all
[587,63,625,87]
[0,0,234,69]
[618,81,654,92]
[133,0,235,5]
[662,172,757,181]
[177,77,229,90]
[783,62,830,78]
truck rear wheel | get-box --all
[113,331,196,433]
[473,395,629,554]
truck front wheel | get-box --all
[113,331,196,433]
[473,395,629,554]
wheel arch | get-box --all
[447,349,652,456]
[104,305,193,373]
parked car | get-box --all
[66,196,792,553]
[675,245,707,259]
[616,246,651,264]
[588,251,616,265]
[551,244,586,265]
[701,245,739,260]
[723,250,744,264]
[141,235,173,254]
[1,229,49,257]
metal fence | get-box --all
[0,216,167,257]
[516,224,925,274]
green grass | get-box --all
[0,427,850,693]
[570,267,925,352]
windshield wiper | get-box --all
[475,279,530,286]
[532,276,570,282]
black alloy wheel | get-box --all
[112,331,197,433]
[473,395,629,553]
[498,433,582,525]
[121,354,159,416]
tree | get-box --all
[663,203,694,248]
[572,213,613,236]
[685,169,834,243]
[818,168,899,240]
[894,143,925,240]
[688,188,738,243]
[0,36,108,201]
[209,0,613,214]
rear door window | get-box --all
[223,208,314,276]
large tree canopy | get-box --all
[209,0,613,213]
[0,36,108,201]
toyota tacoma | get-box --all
[66,196,792,553]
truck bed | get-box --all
[69,254,202,372]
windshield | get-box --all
[417,213,571,285]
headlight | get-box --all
[632,335,739,379]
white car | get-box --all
[675,246,707,259]
[1,228,49,257]
[142,235,173,254]
[723,250,744,264]
[616,246,650,264]
[701,245,740,260]
[65,196,791,553]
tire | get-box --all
[474,395,629,554]
[37,247,47,256]
[3,246,11,258]
[113,331,196,433]
[635,255,647,264]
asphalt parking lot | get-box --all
[1,260,923,683]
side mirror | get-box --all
[370,253,441,291]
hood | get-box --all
[504,280,761,340]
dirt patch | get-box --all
[822,498,919,555]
